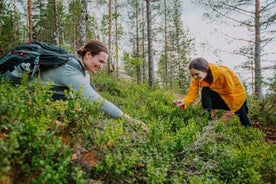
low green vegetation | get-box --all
[0,76,275,184]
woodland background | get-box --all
[0,0,275,183]
[1,0,275,97]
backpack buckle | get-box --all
[30,56,40,78]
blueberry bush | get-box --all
[0,76,275,184]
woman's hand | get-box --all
[172,99,185,109]
[121,113,149,132]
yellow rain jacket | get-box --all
[183,63,246,112]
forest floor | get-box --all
[74,111,276,171]
[1,111,274,173]
[175,94,275,144]
[219,111,276,144]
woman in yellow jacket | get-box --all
[173,57,252,127]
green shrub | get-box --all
[0,79,87,183]
[249,94,276,125]
[0,76,275,183]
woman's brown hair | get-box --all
[77,40,108,57]
[189,57,209,72]
[189,57,213,84]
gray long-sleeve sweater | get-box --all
[38,56,123,118]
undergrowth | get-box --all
[0,76,275,184]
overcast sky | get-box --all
[182,2,251,65]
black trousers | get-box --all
[201,87,252,127]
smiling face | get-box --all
[190,68,207,82]
[83,51,108,73]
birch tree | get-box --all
[53,0,59,45]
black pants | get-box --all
[201,87,252,127]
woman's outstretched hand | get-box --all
[172,99,185,110]
[121,113,149,132]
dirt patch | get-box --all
[218,111,276,144]
[0,132,8,140]
[78,150,97,168]
[253,122,276,144]
[71,146,98,169]
[218,111,235,121]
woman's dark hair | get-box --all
[189,57,213,84]
[77,40,108,57]
[189,57,209,72]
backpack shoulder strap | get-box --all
[66,56,86,76]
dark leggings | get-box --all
[201,87,252,127]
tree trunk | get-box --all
[53,0,59,45]
[79,0,87,48]
[164,0,168,89]
[254,0,262,98]
[115,0,119,77]
[13,0,17,44]
[146,0,154,89]
[108,0,113,75]
[142,0,147,82]
[136,0,141,84]
[27,0,32,42]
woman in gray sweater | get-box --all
[40,40,148,131]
